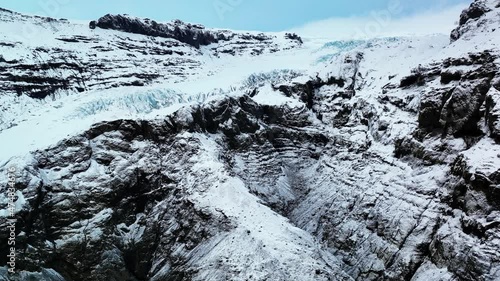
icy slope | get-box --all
[0,8,302,133]
[0,8,308,160]
[1,0,500,280]
[0,9,302,99]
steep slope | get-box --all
[1,0,500,281]
[0,9,301,99]
[0,8,306,162]
[0,8,302,136]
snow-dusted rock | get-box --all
[1,0,500,280]
[451,0,500,41]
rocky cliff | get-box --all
[1,0,500,280]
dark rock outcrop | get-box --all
[459,1,491,25]
[394,50,498,170]
[407,51,498,137]
[285,33,303,44]
[451,0,494,41]
[399,65,440,88]
[273,76,346,109]
[439,80,490,136]
[95,14,222,48]
[92,14,292,50]
[485,81,500,142]
[441,70,463,84]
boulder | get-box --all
[89,20,96,29]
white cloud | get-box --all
[288,3,469,40]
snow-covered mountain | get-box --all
[1,0,500,280]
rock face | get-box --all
[486,79,500,142]
[0,97,354,281]
[1,1,500,281]
[459,1,491,25]
[411,51,497,136]
[94,14,285,50]
[451,0,499,41]
[0,10,301,100]
[95,14,222,48]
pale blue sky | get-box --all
[0,0,470,31]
